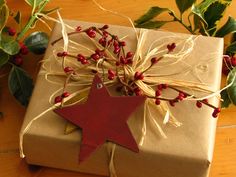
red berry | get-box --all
[178,92,185,101]
[62,51,68,57]
[167,43,176,52]
[212,108,221,118]
[113,47,120,54]
[108,69,116,76]
[57,52,63,57]
[169,100,175,107]
[8,27,16,36]
[20,43,29,55]
[127,59,133,64]
[62,92,70,98]
[64,67,74,73]
[91,53,100,61]
[13,55,23,66]
[212,112,218,118]
[151,57,158,64]
[108,75,115,80]
[103,31,108,38]
[99,38,106,46]
[119,41,126,46]
[54,96,62,104]
[134,87,142,96]
[214,108,221,113]
[113,41,119,47]
[113,35,118,40]
[157,84,163,91]
[196,101,202,108]
[162,84,168,89]
[120,56,127,65]
[95,49,105,57]
[134,71,144,80]
[155,99,161,105]
[231,57,236,67]
[155,90,161,97]
[116,61,120,66]
[102,24,109,30]
[126,52,133,58]
[77,54,85,61]
[86,28,96,38]
[76,26,82,32]
[81,59,89,65]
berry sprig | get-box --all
[52,24,221,118]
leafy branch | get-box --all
[0,0,56,107]
[135,0,236,108]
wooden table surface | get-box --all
[0,0,236,177]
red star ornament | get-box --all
[54,74,145,163]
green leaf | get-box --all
[14,11,21,24]
[176,0,196,14]
[0,35,20,55]
[25,0,43,8]
[24,31,48,55]
[226,41,236,54]
[0,49,9,67]
[227,68,236,105]
[204,1,230,35]
[0,4,9,31]
[221,89,232,108]
[8,66,34,106]
[135,20,168,29]
[135,6,170,25]
[215,16,236,37]
[192,0,232,36]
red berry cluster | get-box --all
[52,24,221,118]
[6,26,29,66]
[54,91,70,104]
[12,42,29,66]
[222,55,236,75]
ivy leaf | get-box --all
[13,11,21,24]
[135,20,168,29]
[24,31,49,55]
[8,66,34,106]
[0,3,9,31]
[226,41,236,54]
[191,0,217,27]
[0,34,20,55]
[227,68,236,105]
[0,49,9,67]
[203,1,231,35]
[135,6,170,25]
[221,89,232,108]
[175,0,196,14]
[25,0,43,8]
[215,16,236,37]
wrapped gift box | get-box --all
[20,20,223,177]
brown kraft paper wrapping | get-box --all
[20,20,223,177]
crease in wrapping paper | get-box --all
[19,9,224,177]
